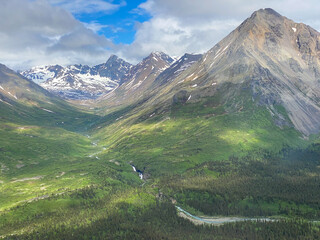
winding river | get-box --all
[176,206,276,225]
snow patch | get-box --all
[0,99,13,106]
[188,73,195,78]
[191,75,198,81]
[132,80,143,90]
[209,61,216,68]
[215,47,222,55]
[187,95,192,101]
[8,92,17,99]
[214,52,223,60]
[191,84,198,88]
[223,44,230,51]
[292,27,297,32]
[203,54,208,62]
[0,85,3,90]
[41,108,55,113]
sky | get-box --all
[1,0,320,70]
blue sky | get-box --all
[60,0,151,44]
[1,0,320,69]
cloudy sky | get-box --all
[1,0,320,70]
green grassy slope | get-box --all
[93,84,307,176]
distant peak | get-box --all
[146,51,174,64]
[105,55,131,66]
[107,54,120,62]
[250,8,283,21]
[259,8,281,16]
[150,51,165,57]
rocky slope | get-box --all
[153,53,202,88]
[99,52,175,107]
[134,8,320,136]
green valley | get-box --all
[1,7,320,240]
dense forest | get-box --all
[2,145,320,239]
[4,202,320,240]
[163,145,320,219]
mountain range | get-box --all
[21,52,178,100]
[21,55,132,100]
[2,8,320,239]
[20,9,320,136]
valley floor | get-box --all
[1,95,320,239]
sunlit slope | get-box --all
[90,9,320,177]
[93,82,307,176]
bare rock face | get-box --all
[166,8,320,135]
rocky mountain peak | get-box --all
[144,51,174,65]
[236,8,287,39]
[173,8,320,136]
[251,8,283,21]
[107,54,120,62]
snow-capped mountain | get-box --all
[21,55,132,100]
[92,55,132,85]
[22,65,63,84]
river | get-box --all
[176,206,276,225]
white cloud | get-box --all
[84,21,109,33]
[119,0,320,62]
[2,0,320,70]
[119,17,239,62]
[0,0,114,70]
[48,0,125,14]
